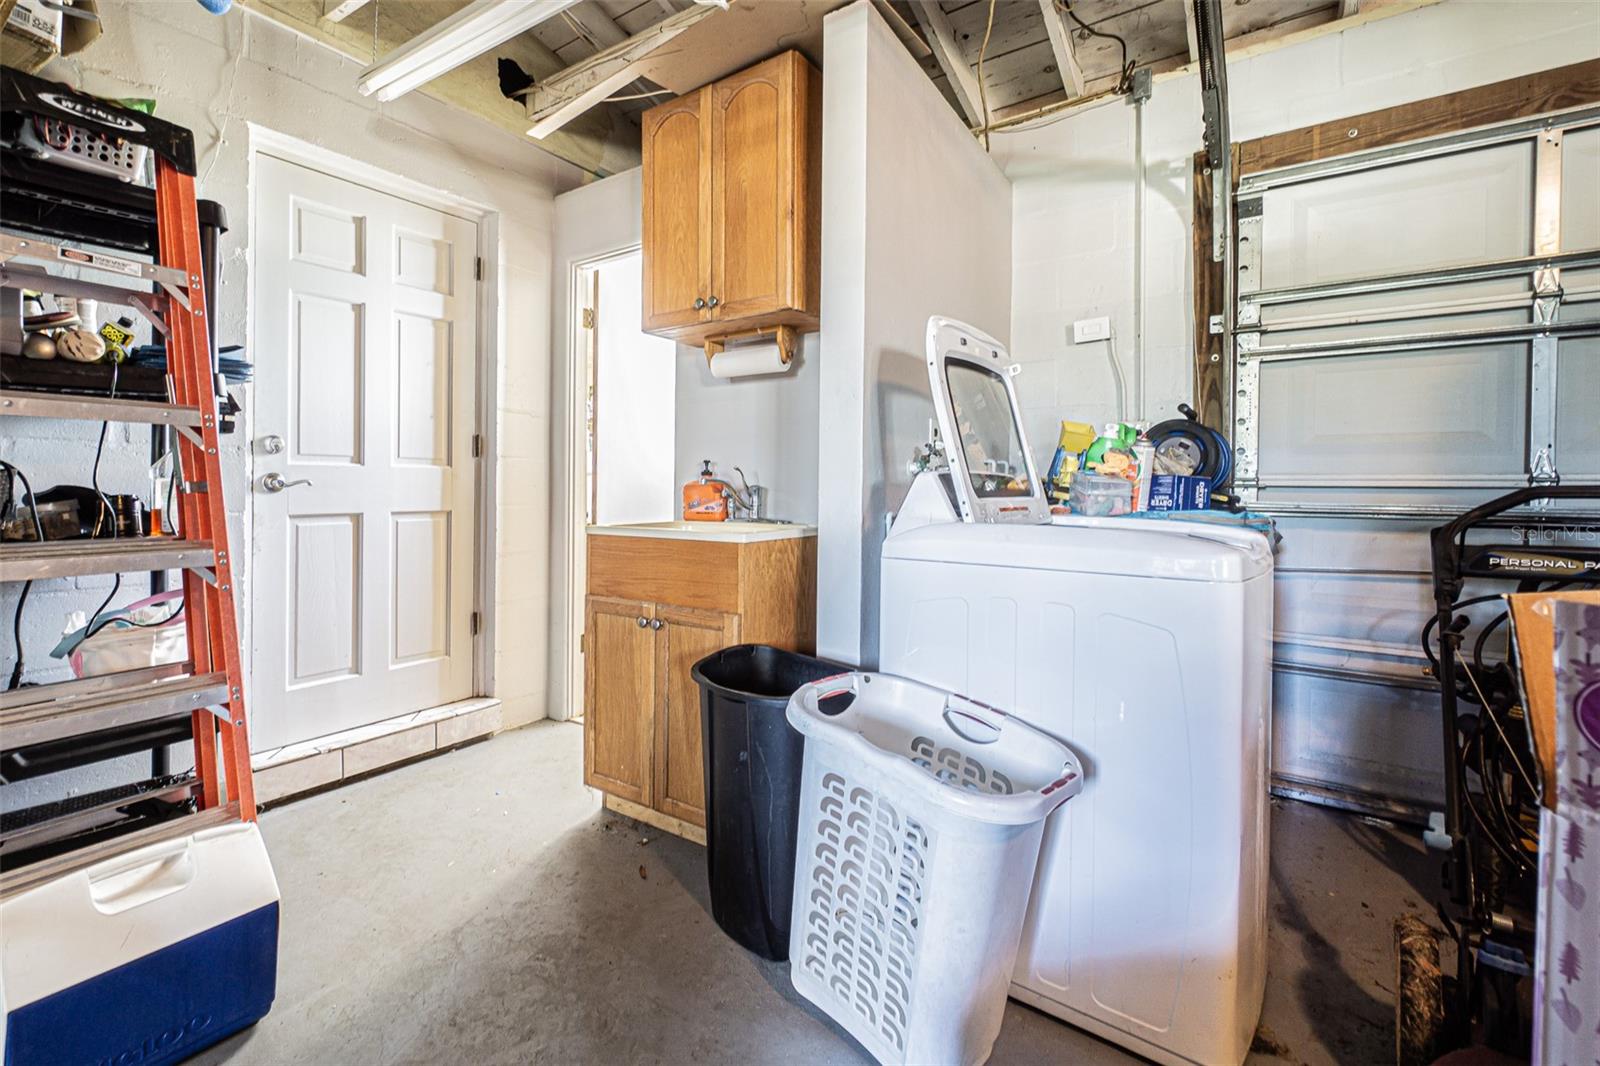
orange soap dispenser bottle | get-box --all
[683,459,730,522]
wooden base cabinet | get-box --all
[582,532,816,840]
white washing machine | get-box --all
[876,318,1275,1066]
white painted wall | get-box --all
[673,336,821,525]
[816,2,1014,667]
[1,0,580,806]
[989,0,1600,807]
[593,253,677,526]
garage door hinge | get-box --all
[471,610,482,636]
[471,433,482,458]
[475,256,484,281]
[581,307,595,330]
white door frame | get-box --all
[244,124,500,715]
[553,243,644,722]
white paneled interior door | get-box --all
[251,154,478,751]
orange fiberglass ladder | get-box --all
[0,68,277,1066]
[0,72,255,872]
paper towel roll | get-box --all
[709,341,790,380]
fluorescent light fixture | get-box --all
[357,0,582,103]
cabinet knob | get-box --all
[636,616,648,627]
[650,618,664,631]
[707,295,720,308]
[694,297,706,310]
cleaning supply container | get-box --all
[691,644,845,961]
[785,671,1083,1066]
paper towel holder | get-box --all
[704,324,798,368]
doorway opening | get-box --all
[567,249,677,720]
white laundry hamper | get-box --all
[785,671,1083,1066]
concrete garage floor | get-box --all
[197,721,1438,1066]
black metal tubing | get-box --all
[1426,483,1600,1041]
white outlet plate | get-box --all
[1073,316,1111,344]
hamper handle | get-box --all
[942,694,1005,744]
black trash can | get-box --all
[691,644,846,961]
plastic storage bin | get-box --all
[691,644,844,961]
[1068,472,1133,516]
[785,672,1083,1066]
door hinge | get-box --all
[581,307,596,330]
[471,610,482,636]
[579,632,585,654]
[471,432,483,458]
[475,256,484,282]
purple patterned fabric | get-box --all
[1534,601,1600,1064]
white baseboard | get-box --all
[251,698,502,807]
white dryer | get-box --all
[876,318,1275,1065]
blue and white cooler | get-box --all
[1,814,280,1066]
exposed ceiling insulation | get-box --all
[245,0,1411,178]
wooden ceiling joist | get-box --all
[322,0,371,22]
[911,0,984,127]
[1036,0,1085,99]
[564,2,630,49]
[526,0,722,139]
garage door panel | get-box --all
[1556,336,1600,476]
[1259,142,1534,289]
[1257,344,1528,481]
[1561,125,1600,252]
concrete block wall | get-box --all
[2,0,582,807]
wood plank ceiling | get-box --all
[246,0,1376,177]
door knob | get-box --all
[694,297,706,310]
[636,616,648,627]
[650,618,664,630]
[707,296,719,308]
[261,472,313,493]
[261,434,285,454]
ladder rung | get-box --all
[1,671,228,751]
[0,802,239,902]
[0,539,214,581]
[0,234,190,290]
[0,390,200,427]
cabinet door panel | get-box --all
[654,605,738,827]
[710,55,795,322]
[642,89,711,331]
[584,596,654,804]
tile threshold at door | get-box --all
[251,698,501,805]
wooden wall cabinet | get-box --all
[640,50,822,346]
[582,531,816,841]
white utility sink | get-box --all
[587,520,816,543]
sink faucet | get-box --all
[723,466,766,521]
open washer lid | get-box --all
[925,316,1049,525]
